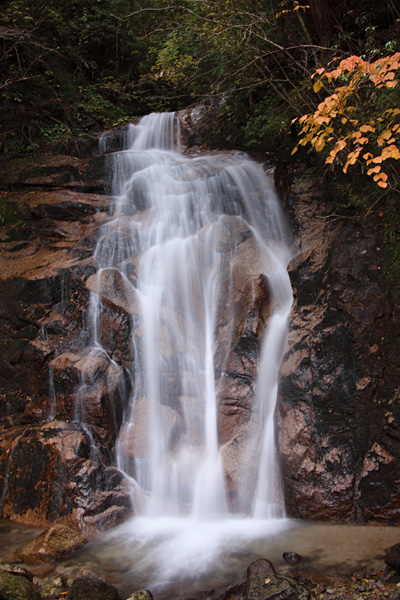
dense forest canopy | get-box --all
[0,0,399,261]
[1,0,398,151]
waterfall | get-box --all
[88,112,293,584]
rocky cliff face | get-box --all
[0,112,399,532]
[276,165,400,523]
[0,149,133,532]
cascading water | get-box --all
[86,112,293,588]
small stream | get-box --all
[1,519,398,599]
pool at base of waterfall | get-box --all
[1,518,399,599]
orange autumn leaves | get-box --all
[292,53,400,188]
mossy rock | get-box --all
[0,571,42,600]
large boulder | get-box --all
[7,524,86,564]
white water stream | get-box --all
[83,112,294,588]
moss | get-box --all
[0,572,42,600]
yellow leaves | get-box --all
[378,129,394,145]
[276,2,310,18]
[373,172,388,188]
[325,139,347,164]
[367,165,381,175]
[383,108,400,118]
[381,144,400,160]
[339,55,362,72]
[330,68,343,79]
[343,148,361,173]
[336,140,347,151]
[314,135,326,152]
[314,115,330,125]
[360,124,375,133]
[313,80,323,93]
[293,51,400,189]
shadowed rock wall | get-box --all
[0,151,133,532]
[276,165,400,523]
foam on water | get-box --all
[104,515,292,590]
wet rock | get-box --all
[283,552,302,565]
[86,268,139,316]
[28,563,55,577]
[1,121,400,531]
[278,169,400,522]
[98,126,131,154]
[0,571,42,600]
[244,558,310,600]
[67,569,122,600]
[126,592,154,600]
[247,558,276,578]
[177,100,226,149]
[61,132,102,157]
[0,143,135,531]
[118,397,180,460]
[215,582,246,600]
[7,524,86,564]
[49,350,131,447]
[0,563,33,582]
[215,237,273,502]
[0,421,132,532]
[385,542,400,573]
[1,154,107,193]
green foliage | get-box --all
[243,96,296,155]
[0,200,29,239]
[76,86,124,124]
[0,0,399,163]
[0,0,150,152]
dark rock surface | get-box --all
[283,552,302,565]
[277,166,400,522]
[67,569,122,600]
[385,542,400,573]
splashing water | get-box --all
[84,112,293,587]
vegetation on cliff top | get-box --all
[1,0,399,273]
[1,1,398,152]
